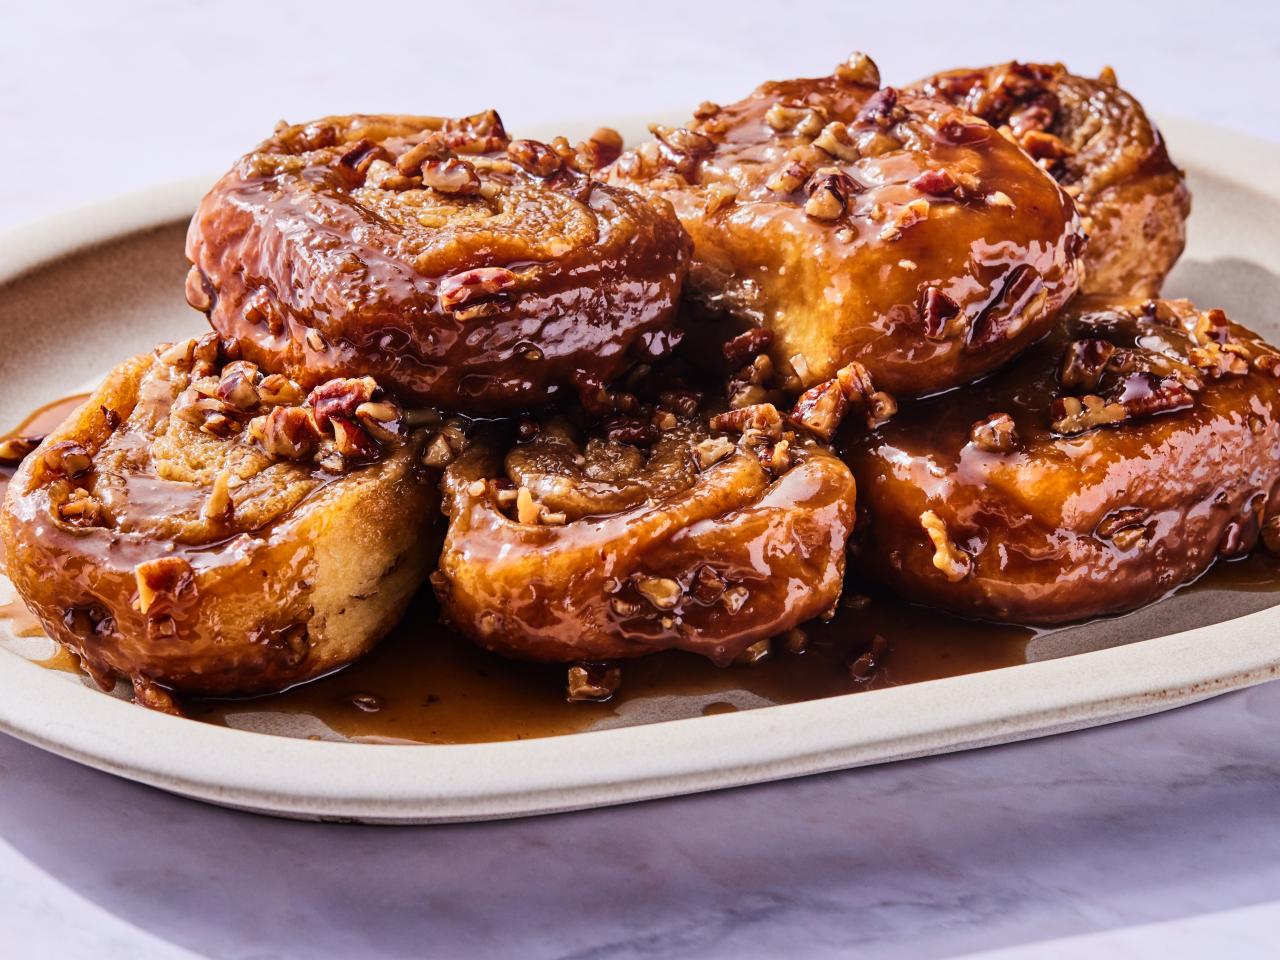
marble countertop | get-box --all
[2,2,1279,956]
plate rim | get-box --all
[2,114,1279,824]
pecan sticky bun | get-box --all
[0,335,437,706]
[186,113,691,413]
[605,52,1085,398]
[842,297,1280,624]
[433,379,863,665]
[910,62,1190,297]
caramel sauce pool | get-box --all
[4,395,1280,745]
[186,591,1032,743]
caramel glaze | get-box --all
[842,296,1280,624]
[910,62,1190,297]
[188,587,1032,744]
[0,341,438,700]
[0,393,89,569]
[606,53,1084,398]
[434,410,857,665]
[187,113,691,414]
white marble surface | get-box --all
[2,1,1280,957]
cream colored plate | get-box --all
[1,117,1278,823]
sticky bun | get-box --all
[186,113,690,413]
[0,335,436,705]
[433,377,863,665]
[843,297,1280,624]
[910,62,1189,297]
[606,52,1084,398]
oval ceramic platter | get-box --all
[1,117,1278,823]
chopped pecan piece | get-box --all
[308,377,378,431]
[812,121,860,161]
[918,287,961,340]
[250,406,322,459]
[134,556,196,616]
[970,413,1019,452]
[567,662,621,702]
[835,51,880,87]
[1059,338,1117,390]
[804,168,858,221]
[920,510,971,581]
[723,328,774,368]
[506,138,561,176]
[421,158,481,195]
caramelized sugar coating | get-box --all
[186,113,690,413]
[843,297,1280,624]
[606,53,1084,398]
[911,62,1189,297]
[434,401,857,665]
[0,335,437,703]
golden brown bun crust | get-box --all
[434,407,856,665]
[0,339,436,696]
[605,55,1084,398]
[842,296,1280,624]
[186,114,691,413]
[910,62,1190,297]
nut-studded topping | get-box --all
[249,406,323,459]
[330,417,379,461]
[575,127,625,171]
[812,121,860,161]
[918,287,962,340]
[635,575,682,611]
[216,360,261,411]
[920,510,971,582]
[723,327,774,369]
[365,158,419,192]
[437,267,518,312]
[1020,129,1074,163]
[354,401,404,443]
[703,182,739,215]
[567,662,621,702]
[790,361,896,439]
[694,436,736,469]
[879,198,930,241]
[970,413,1019,452]
[856,86,902,125]
[421,158,481,195]
[1050,394,1126,434]
[134,556,196,616]
[650,124,714,157]
[56,486,103,526]
[1060,338,1117,391]
[835,51,881,87]
[710,403,785,440]
[308,376,378,432]
[507,138,562,176]
[910,168,960,197]
[804,168,858,221]
[1189,342,1250,379]
[41,441,93,479]
[442,109,508,154]
[764,103,826,139]
[339,138,392,176]
[257,373,305,407]
[766,160,811,194]
[394,135,449,176]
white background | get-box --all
[2,2,1280,957]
